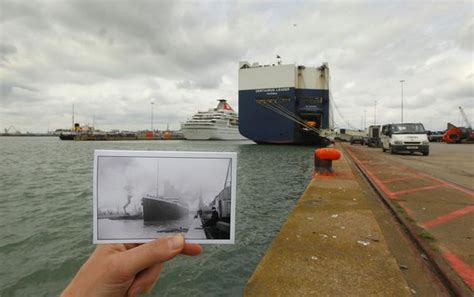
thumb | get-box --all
[119,235,184,275]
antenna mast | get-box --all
[156,159,159,197]
[72,104,75,132]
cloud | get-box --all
[0,0,472,132]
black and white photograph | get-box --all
[93,150,236,244]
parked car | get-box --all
[350,135,365,145]
[363,136,369,145]
[427,131,444,142]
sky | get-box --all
[1,0,472,133]
[97,155,231,211]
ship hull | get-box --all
[182,127,247,140]
[238,62,333,146]
[238,88,331,146]
[142,198,189,222]
[59,133,76,140]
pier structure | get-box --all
[245,142,473,296]
[245,143,411,296]
[186,216,206,240]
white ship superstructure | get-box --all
[181,100,247,140]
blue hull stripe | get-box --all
[238,88,330,144]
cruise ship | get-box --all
[181,100,247,140]
[238,61,333,145]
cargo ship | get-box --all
[238,61,333,145]
[181,99,246,140]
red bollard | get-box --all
[314,148,341,175]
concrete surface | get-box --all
[244,144,411,296]
[186,217,206,239]
[343,142,474,294]
[383,142,473,190]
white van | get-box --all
[381,123,430,156]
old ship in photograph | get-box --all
[238,61,333,145]
[142,163,189,222]
[181,99,247,140]
[142,194,189,222]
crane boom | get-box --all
[458,106,471,129]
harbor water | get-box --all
[0,137,316,296]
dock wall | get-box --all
[244,144,410,296]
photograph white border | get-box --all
[93,149,236,244]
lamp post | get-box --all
[151,101,154,131]
[400,80,405,123]
[364,109,367,129]
[374,100,377,125]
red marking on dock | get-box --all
[398,201,416,218]
[442,249,474,289]
[417,173,474,198]
[371,167,406,174]
[382,175,421,184]
[420,205,474,229]
[342,144,474,290]
[345,148,396,198]
[391,184,448,196]
[312,171,337,178]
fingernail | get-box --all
[168,234,184,250]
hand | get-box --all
[62,235,202,297]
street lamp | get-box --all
[151,101,154,131]
[400,80,405,123]
[364,109,367,129]
[374,100,377,125]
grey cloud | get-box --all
[0,81,39,104]
[456,14,473,51]
[0,43,17,61]
[1,1,472,133]
[176,76,223,90]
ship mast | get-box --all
[223,159,231,189]
[72,104,75,132]
[156,159,159,197]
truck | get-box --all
[367,125,381,147]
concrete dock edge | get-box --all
[244,144,411,296]
[341,143,472,296]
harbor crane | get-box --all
[459,106,472,129]
[442,106,474,143]
[3,125,20,135]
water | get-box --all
[0,137,316,296]
[98,216,193,240]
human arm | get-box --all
[61,235,202,297]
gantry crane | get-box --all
[442,106,474,143]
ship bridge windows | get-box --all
[298,97,324,105]
[256,97,291,104]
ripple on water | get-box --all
[0,137,314,296]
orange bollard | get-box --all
[314,148,341,175]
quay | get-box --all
[245,142,473,296]
[186,217,206,240]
